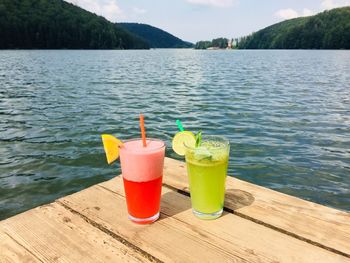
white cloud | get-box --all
[321,0,350,10]
[65,0,125,22]
[302,8,314,16]
[275,0,350,21]
[274,7,316,20]
[321,0,338,9]
[275,8,299,20]
[132,7,147,15]
[186,0,235,8]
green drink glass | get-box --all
[184,135,230,220]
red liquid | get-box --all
[123,176,162,220]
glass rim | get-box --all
[184,135,230,150]
[120,138,165,152]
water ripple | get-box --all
[0,49,349,219]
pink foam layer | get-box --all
[119,139,165,182]
[121,140,164,152]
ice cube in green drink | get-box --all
[185,138,229,219]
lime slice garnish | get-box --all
[101,134,124,164]
[172,131,196,156]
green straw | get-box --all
[176,119,184,132]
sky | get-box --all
[65,0,350,43]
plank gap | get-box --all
[163,183,350,259]
[98,180,350,259]
[60,179,349,263]
[162,183,190,197]
[3,232,44,263]
[56,201,163,263]
[97,184,195,225]
[233,211,350,258]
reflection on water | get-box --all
[0,49,349,219]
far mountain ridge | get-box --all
[237,7,350,49]
[0,0,149,49]
[119,23,193,48]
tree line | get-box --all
[193,7,349,50]
[237,7,350,49]
[0,0,149,49]
[195,38,234,49]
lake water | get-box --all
[0,49,349,220]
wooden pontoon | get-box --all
[1,158,349,262]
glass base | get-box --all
[192,208,223,220]
[128,212,160,224]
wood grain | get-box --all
[0,231,40,263]
[59,185,240,263]
[1,157,349,262]
[0,203,152,263]
[162,157,350,257]
[65,176,348,263]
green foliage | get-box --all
[195,41,212,49]
[194,38,230,49]
[237,7,350,49]
[212,38,229,48]
[195,131,202,147]
[119,23,193,48]
[0,0,149,49]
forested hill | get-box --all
[119,23,193,48]
[0,0,149,49]
[238,7,350,49]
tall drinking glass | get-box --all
[184,135,230,219]
[119,138,165,224]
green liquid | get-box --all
[185,144,229,215]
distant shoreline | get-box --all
[0,48,349,51]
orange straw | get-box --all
[139,114,147,147]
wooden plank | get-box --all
[59,185,240,262]
[61,176,349,263]
[0,231,40,263]
[0,203,152,263]
[162,157,350,257]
